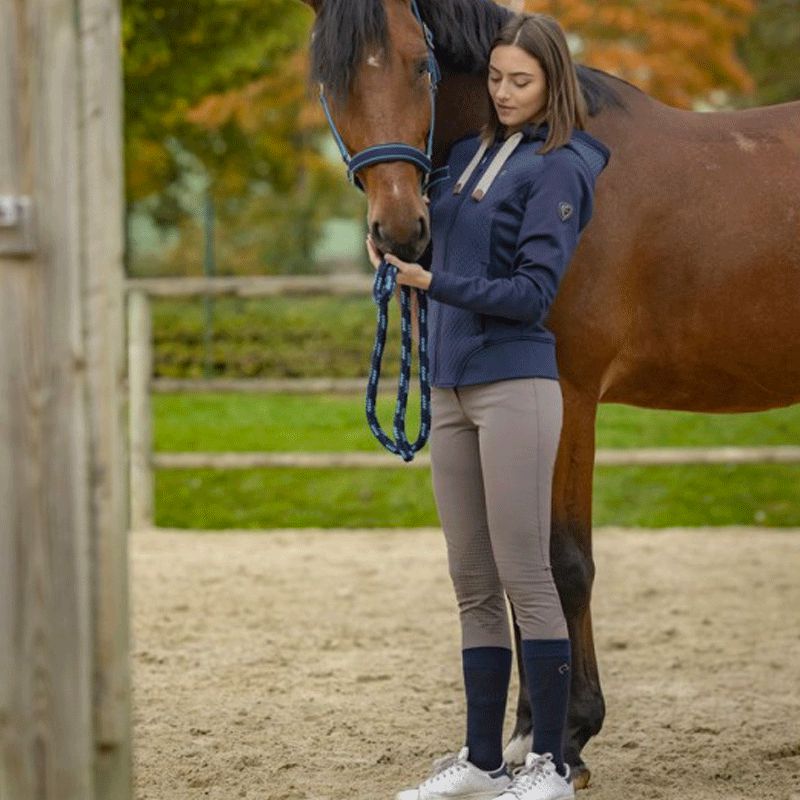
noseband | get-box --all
[318,0,441,461]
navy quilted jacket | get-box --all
[425,122,610,387]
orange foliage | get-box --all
[521,0,756,107]
[186,51,324,137]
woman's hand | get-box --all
[365,235,424,343]
[365,235,432,291]
[365,235,384,271]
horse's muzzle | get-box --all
[369,214,429,264]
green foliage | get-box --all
[123,0,362,275]
[739,0,800,105]
[123,0,309,197]
[151,295,399,378]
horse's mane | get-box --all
[577,66,634,116]
[416,0,513,73]
[309,0,633,116]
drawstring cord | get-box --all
[453,131,525,201]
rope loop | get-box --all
[365,259,431,462]
[372,259,398,304]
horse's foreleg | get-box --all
[504,605,533,766]
[504,384,603,790]
[553,386,603,787]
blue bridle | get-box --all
[318,0,442,191]
[318,0,441,461]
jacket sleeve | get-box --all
[426,154,593,323]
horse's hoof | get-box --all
[503,732,533,768]
[570,763,591,791]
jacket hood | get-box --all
[507,122,611,180]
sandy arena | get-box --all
[131,527,800,800]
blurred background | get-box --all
[123,0,800,529]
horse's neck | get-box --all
[433,65,800,171]
[432,69,652,165]
[432,70,491,164]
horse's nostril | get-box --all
[417,216,428,241]
[371,221,384,243]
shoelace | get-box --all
[424,750,468,784]
[506,753,557,798]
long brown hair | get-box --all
[482,14,587,153]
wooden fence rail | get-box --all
[126,278,800,530]
[150,447,800,471]
[126,273,372,298]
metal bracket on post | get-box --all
[0,195,36,257]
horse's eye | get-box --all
[417,60,430,76]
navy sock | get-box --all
[521,638,571,777]
[461,646,512,772]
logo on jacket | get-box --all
[558,202,573,221]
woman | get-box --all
[367,13,610,800]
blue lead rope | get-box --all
[365,260,431,462]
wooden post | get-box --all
[128,289,155,531]
[0,1,131,798]
[79,0,132,797]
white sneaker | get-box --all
[394,746,512,800]
[493,752,574,800]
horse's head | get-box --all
[306,0,437,262]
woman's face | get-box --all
[488,44,548,135]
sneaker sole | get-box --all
[434,794,506,800]
[398,792,506,800]
[494,792,573,800]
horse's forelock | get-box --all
[310,0,389,103]
[309,0,510,100]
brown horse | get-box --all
[304,0,800,787]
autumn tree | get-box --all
[524,0,756,108]
[123,0,356,274]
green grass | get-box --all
[156,468,436,529]
[155,465,800,529]
[152,394,800,529]
[154,393,421,452]
[595,404,799,448]
[594,464,799,527]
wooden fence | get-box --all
[125,276,800,531]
